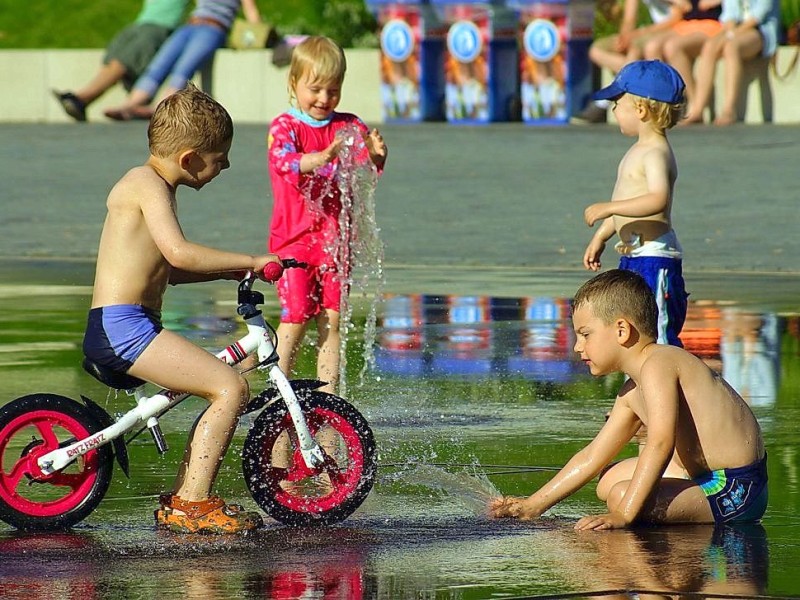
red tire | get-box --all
[242,391,376,526]
[0,394,113,530]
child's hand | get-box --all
[697,0,720,10]
[253,255,282,281]
[488,496,539,520]
[365,128,387,167]
[584,203,609,227]
[320,137,344,166]
[583,238,605,271]
[574,511,628,531]
[302,138,343,173]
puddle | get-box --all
[0,270,798,598]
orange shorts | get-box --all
[672,19,723,37]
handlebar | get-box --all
[240,259,308,291]
[262,258,307,283]
[237,259,306,316]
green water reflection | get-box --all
[0,278,798,598]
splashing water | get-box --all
[304,123,385,396]
[386,463,501,515]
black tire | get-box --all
[0,394,114,531]
[242,390,376,526]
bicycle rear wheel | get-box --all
[242,390,376,526]
[0,394,114,530]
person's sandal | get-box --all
[52,90,86,122]
[155,494,263,534]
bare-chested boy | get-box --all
[82,84,281,534]
[582,60,688,347]
[489,270,767,529]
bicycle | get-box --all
[0,261,377,531]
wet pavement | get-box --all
[0,122,799,599]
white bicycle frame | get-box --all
[37,282,325,476]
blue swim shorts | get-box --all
[83,304,163,373]
[695,455,768,524]
[619,255,688,347]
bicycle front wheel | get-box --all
[242,390,376,526]
[0,394,114,531]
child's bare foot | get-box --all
[713,112,736,126]
[680,114,704,126]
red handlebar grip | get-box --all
[262,261,285,282]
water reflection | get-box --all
[377,294,577,382]
[0,522,772,599]
[554,523,770,598]
[1,283,798,598]
[0,530,370,600]
[377,293,791,405]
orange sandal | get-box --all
[155,494,263,534]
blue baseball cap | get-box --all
[592,60,685,104]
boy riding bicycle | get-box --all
[82,84,280,534]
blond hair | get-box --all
[631,94,686,130]
[148,83,233,158]
[573,270,658,339]
[287,36,347,106]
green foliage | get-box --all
[0,0,377,49]
[781,0,800,28]
[0,0,648,50]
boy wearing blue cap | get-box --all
[581,60,689,347]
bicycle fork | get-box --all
[223,316,325,471]
[267,365,326,469]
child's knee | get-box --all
[214,372,250,407]
[605,481,628,511]
[236,375,250,403]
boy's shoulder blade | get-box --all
[112,165,171,199]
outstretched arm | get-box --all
[490,408,636,520]
[575,363,679,530]
[489,447,602,519]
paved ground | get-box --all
[1,122,798,306]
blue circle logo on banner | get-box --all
[447,20,482,63]
[381,19,415,62]
[523,19,560,62]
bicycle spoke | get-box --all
[34,421,60,450]
[2,457,32,491]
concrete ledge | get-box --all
[2,47,798,124]
[0,48,383,125]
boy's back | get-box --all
[616,342,764,475]
[91,165,175,311]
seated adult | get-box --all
[661,0,723,110]
[573,0,680,123]
[52,0,187,122]
[682,0,779,125]
[103,0,262,121]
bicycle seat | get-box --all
[82,358,146,390]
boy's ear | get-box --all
[615,318,634,345]
[179,149,201,172]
